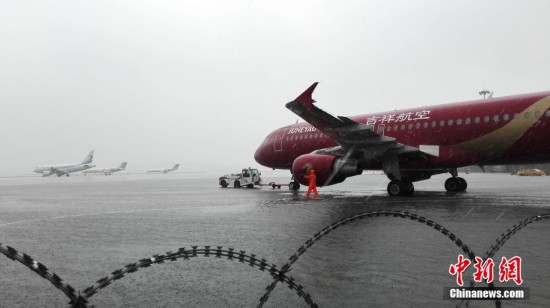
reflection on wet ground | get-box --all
[1,172,549,307]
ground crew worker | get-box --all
[304,169,319,200]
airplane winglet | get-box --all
[286,82,348,128]
[293,82,318,109]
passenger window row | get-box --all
[383,110,549,132]
[286,133,327,141]
[283,110,549,140]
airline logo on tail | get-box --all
[81,150,94,164]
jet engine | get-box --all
[292,153,363,187]
[42,171,51,177]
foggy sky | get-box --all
[1,0,549,175]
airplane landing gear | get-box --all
[444,177,467,192]
[289,175,300,190]
[289,181,300,190]
[458,177,467,190]
[444,168,467,192]
[387,180,414,197]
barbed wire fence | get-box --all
[0,243,81,306]
[1,211,548,307]
[460,213,550,308]
[258,210,477,307]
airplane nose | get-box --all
[255,137,272,167]
[254,145,263,165]
[255,132,277,168]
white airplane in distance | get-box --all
[147,164,180,174]
[83,162,128,176]
[34,150,95,177]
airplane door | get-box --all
[274,128,287,151]
[377,124,385,136]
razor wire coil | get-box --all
[1,211,548,308]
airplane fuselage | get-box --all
[82,168,119,175]
[34,150,95,177]
[83,163,127,175]
[255,91,550,170]
[147,164,179,174]
[34,163,95,176]
[254,87,550,196]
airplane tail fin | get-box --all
[81,150,94,164]
[120,162,128,169]
[173,164,180,170]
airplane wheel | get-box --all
[445,178,461,192]
[234,180,241,188]
[457,177,467,191]
[387,180,403,197]
[220,180,228,188]
[289,181,300,190]
[402,181,414,196]
[66,174,70,177]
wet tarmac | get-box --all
[1,172,549,307]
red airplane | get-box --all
[254,82,550,196]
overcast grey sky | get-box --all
[1,0,549,175]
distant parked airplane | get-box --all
[34,150,95,177]
[83,162,128,175]
[147,164,180,174]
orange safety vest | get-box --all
[304,172,317,188]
